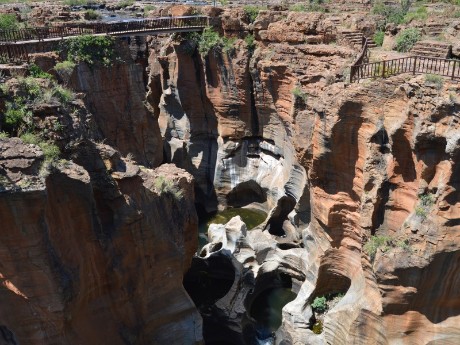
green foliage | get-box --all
[292,86,307,102]
[28,64,53,79]
[0,131,9,139]
[425,74,444,89]
[395,28,421,52]
[222,36,236,54]
[197,27,222,55]
[52,85,74,104]
[415,192,435,218]
[4,98,32,134]
[373,30,385,46]
[154,176,183,200]
[290,3,308,12]
[311,296,327,313]
[144,5,156,12]
[63,0,90,5]
[54,60,76,84]
[84,9,101,20]
[371,1,407,25]
[20,132,60,163]
[0,13,19,31]
[244,5,262,23]
[403,6,428,23]
[63,35,116,67]
[364,235,391,261]
[244,34,255,53]
[119,0,134,8]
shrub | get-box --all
[3,99,32,134]
[290,3,308,12]
[222,36,236,54]
[28,64,53,79]
[17,77,41,99]
[54,60,76,84]
[244,5,262,23]
[119,0,134,8]
[292,86,307,102]
[63,0,90,5]
[154,176,183,199]
[244,34,255,53]
[0,13,19,31]
[395,28,421,52]
[364,235,391,261]
[371,1,406,25]
[144,5,156,12]
[373,30,385,46]
[425,74,443,90]
[0,131,9,139]
[63,35,116,66]
[403,6,428,23]
[52,85,75,104]
[198,27,222,55]
[84,9,101,20]
[311,296,327,313]
[20,133,60,162]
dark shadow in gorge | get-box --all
[265,195,297,236]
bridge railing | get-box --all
[0,16,209,43]
[350,55,460,82]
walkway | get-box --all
[0,16,209,63]
[350,38,460,82]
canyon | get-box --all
[0,1,459,345]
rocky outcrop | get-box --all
[0,137,201,344]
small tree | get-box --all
[395,28,421,52]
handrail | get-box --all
[0,16,209,44]
[350,55,459,82]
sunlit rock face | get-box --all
[149,7,460,345]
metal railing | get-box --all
[0,16,209,43]
[350,55,460,82]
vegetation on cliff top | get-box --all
[395,28,421,52]
[61,35,117,67]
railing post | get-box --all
[412,56,417,75]
[382,60,386,78]
[350,65,354,83]
[452,59,457,80]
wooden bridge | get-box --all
[0,16,209,63]
[350,37,460,83]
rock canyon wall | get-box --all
[0,6,459,345]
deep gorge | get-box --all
[0,2,460,345]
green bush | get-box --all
[84,9,101,20]
[63,0,90,5]
[154,176,183,199]
[371,1,407,25]
[28,64,53,79]
[0,13,19,31]
[292,86,307,102]
[395,28,421,52]
[290,3,308,12]
[0,131,9,139]
[198,27,222,55]
[311,296,327,313]
[244,5,262,23]
[4,98,32,134]
[222,36,236,54]
[20,133,60,163]
[54,60,76,84]
[244,34,255,53]
[63,35,116,66]
[364,235,391,261]
[119,0,134,8]
[373,30,385,46]
[425,74,443,90]
[403,6,428,23]
[52,85,75,104]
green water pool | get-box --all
[198,208,267,249]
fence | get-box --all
[0,16,209,43]
[350,55,460,82]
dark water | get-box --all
[250,288,297,333]
[198,208,267,249]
